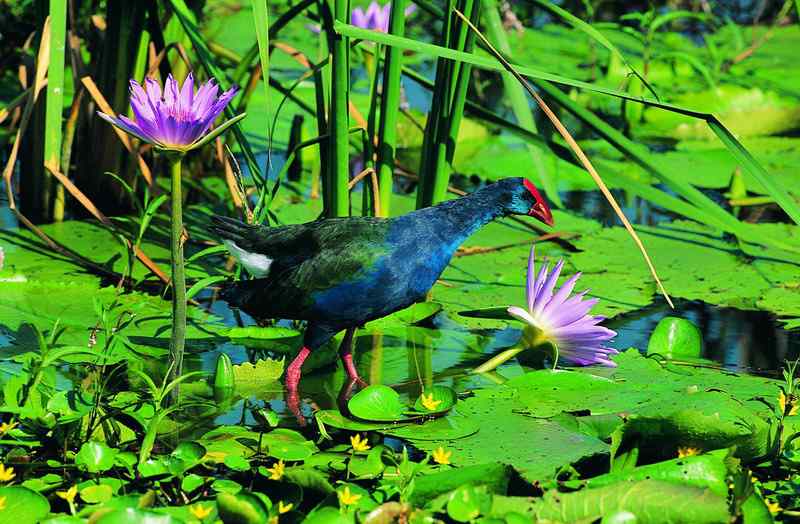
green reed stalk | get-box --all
[168,155,187,385]
[44,1,67,222]
[443,0,479,161]
[482,0,562,208]
[251,0,271,164]
[328,0,351,217]
[416,0,477,208]
[374,0,407,216]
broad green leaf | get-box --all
[531,479,729,523]
[217,491,270,524]
[414,386,458,414]
[94,508,180,524]
[75,441,118,473]
[0,486,50,524]
[647,316,703,359]
[348,385,407,422]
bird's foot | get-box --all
[341,353,367,387]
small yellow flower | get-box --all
[278,501,293,514]
[0,464,15,483]
[350,434,370,452]
[420,393,442,411]
[0,496,5,510]
[779,391,799,416]
[267,460,285,481]
[338,486,362,506]
[766,500,781,514]
[189,504,214,519]
[0,421,18,435]
[56,485,78,504]
[432,446,452,465]
[677,447,701,458]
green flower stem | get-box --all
[168,154,187,386]
[472,345,525,374]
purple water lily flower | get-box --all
[98,73,238,152]
[508,246,618,367]
[351,1,416,32]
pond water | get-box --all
[197,292,800,428]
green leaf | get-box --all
[216,491,270,524]
[75,441,118,473]
[261,428,318,461]
[0,486,50,524]
[94,508,180,524]
[80,483,114,504]
[647,316,703,359]
[447,485,492,522]
[187,113,248,151]
[224,455,251,472]
[531,479,729,523]
[414,386,458,414]
[348,385,407,422]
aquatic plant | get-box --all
[98,74,239,153]
[98,73,241,385]
[474,246,616,372]
[351,1,415,32]
[511,246,617,366]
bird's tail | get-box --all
[209,215,259,246]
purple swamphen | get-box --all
[211,177,553,395]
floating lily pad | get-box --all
[348,384,408,422]
[413,385,458,415]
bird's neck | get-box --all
[423,187,506,244]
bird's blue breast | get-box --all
[308,215,460,325]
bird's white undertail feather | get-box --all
[223,240,273,277]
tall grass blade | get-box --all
[483,0,561,208]
[417,0,478,208]
[251,0,271,169]
[375,0,408,216]
[44,0,68,222]
[327,0,351,217]
[530,0,659,100]
[334,21,800,233]
[455,9,674,308]
[166,0,265,190]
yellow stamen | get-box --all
[0,464,15,483]
[0,422,18,435]
[350,434,370,452]
[677,447,701,458]
[420,393,442,411]
[56,485,78,504]
[266,460,285,481]
[338,486,362,506]
[278,501,293,514]
[779,391,799,416]
[432,446,452,465]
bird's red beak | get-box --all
[524,179,554,226]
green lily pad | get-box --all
[413,386,458,415]
[0,486,50,524]
[75,441,118,473]
[216,491,270,524]
[348,384,407,422]
[647,316,703,359]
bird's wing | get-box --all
[211,215,393,318]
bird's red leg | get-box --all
[338,328,365,385]
[285,346,311,392]
[285,346,311,424]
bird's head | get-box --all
[491,177,554,226]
